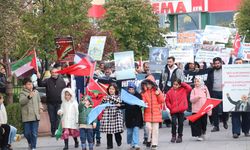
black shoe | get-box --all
[233,133,239,138]
[223,122,228,129]
[117,142,122,147]
[211,127,219,132]
[63,146,68,150]
[244,132,250,137]
[146,142,151,148]
[107,146,113,149]
[143,138,148,145]
[151,145,157,150]
[170,136,176,143]
[176,136,182,143]
[96,139,101,146]
[74,141,79,148]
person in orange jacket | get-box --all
[141,75,164,150]
[165,78,192,143]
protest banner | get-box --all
[220,48,232,64]
[195,49,220,63]
[183,69,211,87]
[177,32,196,44]
[241,43,250,61]
[149,47,169,73]
[114,51,136,80]
[203,25,231,43]
[55,37,75,62]
[88,36,106,61]
[169,50,194,63]
[222,64,250,112]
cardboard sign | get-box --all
[114,51,136,80]
[169,50,194,63]
[55,37,75,62]
[149,47,169,73]
[88,36,106,61]
[222,64,250,112]
[203,25,231,43]
[195,50,220,63]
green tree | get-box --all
[236,0,250,42]
[21,0,91,62]
[0,0,22,103]
[99,0,166,60]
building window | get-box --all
[209,12,235,27]
[177,13,200,32]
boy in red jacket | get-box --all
[165,78,192,143]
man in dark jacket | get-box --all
[159,56,183,93]
[207,57,229,132]
[37,68,66,137]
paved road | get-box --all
[12,121,250,150]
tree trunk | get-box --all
[4,50,13,104]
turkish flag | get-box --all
[233,32,241,56]
[57,56,94,76]
[186,98,221,122]
[87,78,107,95]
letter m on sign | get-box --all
[192,0,205,12]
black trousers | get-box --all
[47,103,61,135]
[211,91,229,128]
[191,114,207,137]
[106,133,122,147]
[0,124,10,149]
[171,113,184,136]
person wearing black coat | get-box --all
[124,82,143,150]
[37,68,66,137]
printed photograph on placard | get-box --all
[114,51,136,80]
[222,64,250,112]
[88,36,106,61]
[149,47,169,73]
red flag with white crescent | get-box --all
[186,98,221,122]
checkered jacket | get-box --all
[100,95,124,134]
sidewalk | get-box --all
[12,122,250,150]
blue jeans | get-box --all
[127,127,139,147]
[80,128,94,150]
[232,112,250,135]
[8,125,17,144]
[23,121,39,149]
[143,124,148,139]
[93,121,101,140]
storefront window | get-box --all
[177,13,200,32]
[209,12,234,27]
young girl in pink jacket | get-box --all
[190,77,210,141]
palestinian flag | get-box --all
[11,50,38,77]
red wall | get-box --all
[208,0,242,12]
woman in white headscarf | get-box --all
[190,76,211,141]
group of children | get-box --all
[56,74,210,150]
[0,74,210,150]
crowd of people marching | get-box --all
[1,52,250,150]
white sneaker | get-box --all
[197,136,203,141]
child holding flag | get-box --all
[141,75,164,150]
[125,82,143,150]
[78,95,96,150]
[165,78,192,143]
[87,90,105,147]
[57,88,79,150]
[100,83,124,149]
[190,77,210,141]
